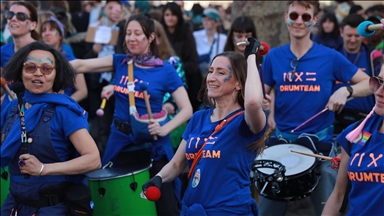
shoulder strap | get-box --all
[42,104,56,122]
[127,60,135,109]
[188,110,245,179]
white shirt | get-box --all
[193,29,227,62]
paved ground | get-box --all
[286,197,316,216]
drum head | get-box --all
[256,144,316,176]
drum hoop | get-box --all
[87,162,152,180]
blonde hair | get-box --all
[153,19,176,60]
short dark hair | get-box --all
[340,14,365,30]
[3,42,75,93]
[286,1,320,16]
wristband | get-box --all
[346,86,353,98]
[37,163,44,177]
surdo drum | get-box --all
[251,144,321,201]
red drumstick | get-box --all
[1,78,15,100]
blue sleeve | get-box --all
[332,51,359,83]
[164,63,183,94]
[112,54,125,71]
[62,43,75,56]
[55,106,89,138]
[262,50,274,88]
[0,101,16,130]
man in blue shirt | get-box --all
[259,1,372,215]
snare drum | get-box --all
[252,144,320,201]
[87,164,157,216]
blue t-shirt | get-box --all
[334,46,375,112]
[263,43,358,134]
[337,114,384,216]
[182,108,267,214]
[112,54,183,121]
[1,99,89,162]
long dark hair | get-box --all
[3,41,75,92]
[161,2,187,41]
[123,14,157,56]
[318,13,340,40]
[224,16,263,65]
[198,51,267,153]
[198,51,246,108]
[10,2,39,40]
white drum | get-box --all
[251,144,320,201]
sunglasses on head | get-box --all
[5,11,30,22]
[23,62,55,75]
[369,76,384,92]
[289,12,312,22]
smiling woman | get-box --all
[1,41,101,215]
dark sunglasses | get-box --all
[289,59,299,82]
[23,62,55,75]
[369,76,384,92]
[5,11,30,22]
[289,12,312,22]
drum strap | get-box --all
[187,110,244,179]
[127,60,135,110]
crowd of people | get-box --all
[0,0,383,215]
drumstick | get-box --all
[139,82,157,141]
[1,78,15,100]
[96,95,108,116]
[291,150,333,161]
[291,97,354,132]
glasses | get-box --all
[369,76,384,92]
[5,11,30,22]
[23,62,55,75]
[289,12,312,22]
[288,59,299,82]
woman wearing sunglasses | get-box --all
[1,2,38,107]
[323,65,384,215]
[40,17,87,103]
[0,41,101,215]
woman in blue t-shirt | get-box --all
[323,65,384,216]
[70,14,192,215]
[1,41,100,215]
[142,38,269,215]
[40,17,87,103]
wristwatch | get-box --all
[346,86,353,98]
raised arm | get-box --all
[244,38,267,134]
[70,55,114,74]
